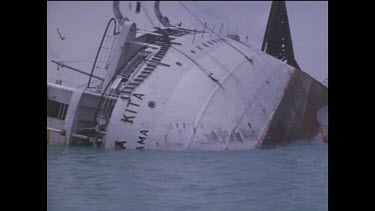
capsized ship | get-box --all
[47,1,328,150]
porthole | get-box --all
[176,62,182,66]
[202,43,209,47]
[148,101,156,108]
[191,50,196,54]
[196,46,203,50]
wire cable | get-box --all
[178,1,253,64]
[140,3,156,28]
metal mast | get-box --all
[261,1,300,69]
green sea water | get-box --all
[47,140,328,211]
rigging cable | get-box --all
[178,1,253,64]
[140,3,156,28]
[59,57,108,64]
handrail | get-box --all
[86,18,118,90]
[124,53,148,83]
[88,48,148,146]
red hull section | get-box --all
[263,69,328,146]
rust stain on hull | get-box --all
[262,69,328,146]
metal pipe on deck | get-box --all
[47,127,62,133]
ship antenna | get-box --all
[154,1,174,27]
[113,1,129,25]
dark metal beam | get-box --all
[261,1,300,69]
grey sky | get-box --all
[47,1,328,87]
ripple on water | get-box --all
[48,141,328,211]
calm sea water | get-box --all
[47,140,327,211]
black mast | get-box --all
[261,1,300,69]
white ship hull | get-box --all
[104,36,296,150]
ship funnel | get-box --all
[113,1,130,25]
[154,1,174,27]
[261,1,300,69]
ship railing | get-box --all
[89,34,153,141]
[87,18,120,90]
[90,49,150,147]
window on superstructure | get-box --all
[47,99,69,120]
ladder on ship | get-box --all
[91,41,171,147]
